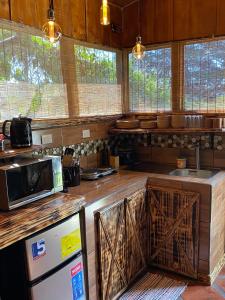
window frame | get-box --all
[125,42,173,114]
[181,36,225,114]
[0,19,69,121]
[68,38,123,117]
[126,36,225,116]
[0,19,124,128]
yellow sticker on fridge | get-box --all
[61,229,81,259]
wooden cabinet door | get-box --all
[174,0,217,41]
[125,189,147,282]
[95,189,147,300]
[95,200,127,300]
[147,183,200,279]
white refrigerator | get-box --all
[24,213,86,300]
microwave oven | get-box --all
[0,156,63,211]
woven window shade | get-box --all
[129,47,172,112]
[184,39,225,113]
[0,19,68,121]
[74,45,122,116]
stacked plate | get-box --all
[140,120,157,129]
[157,115,171,129]
[116,119,140,129]
[171,115,187,128]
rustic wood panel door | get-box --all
[147,183,200,279]
[95,189,147,300]
[95,200,127,300]
[125,189,147,282]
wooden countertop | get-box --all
[127,162,225,187]
[0,166,224,251]
[0,193,85,250]
[0,171,149,250]
[68,170,150,206]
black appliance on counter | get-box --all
[63,163,80,188]
[81,168,117,180]
[0,156,63,210]
[118,147,137,165]
[2,116,33,148]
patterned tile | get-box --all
[33,138,108,158]
[109,133,225,151]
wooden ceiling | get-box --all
[110,0,136,8]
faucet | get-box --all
[196,143,200,170]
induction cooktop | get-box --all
[81,167,117,180]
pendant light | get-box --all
[42,0,62,43]
[100,0,110,26]
[132,36,145,60]
[132,2,145,60]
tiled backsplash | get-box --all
[33,139,108,157]
[109,133,225,169]
[32,121,112,169]
[110,133,225,150]
[32,127,225,169]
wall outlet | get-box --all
[82,129,90,139]
[41,134,53,145]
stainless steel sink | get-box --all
[169,169,219,179]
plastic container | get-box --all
[176,158,187,169]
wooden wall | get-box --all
[122,0,225,47]
[0,0,122,48]
[1,0,225,53]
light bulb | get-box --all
[132,36,146,60]
[42,20,62,43]
[100,0,110,26]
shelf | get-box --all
[0,145,42,159]
[109,128,225,135]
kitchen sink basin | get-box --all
[169,169,219,179]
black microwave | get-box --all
[0,156,63,210]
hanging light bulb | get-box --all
[42,0,62,43]
[100,0,110,26]
[132,36,146,60]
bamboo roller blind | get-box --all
[74,45,122,116]
[0,19,123,121]
[184,39,225,113]
[129,37,225,114]
[0,19,68,121]
[129,47,172,113]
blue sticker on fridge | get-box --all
[32,239,46,261]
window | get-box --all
[184,39,225,112]
[129,46,172,112]
[0,20,68,121]
[74,44,122,116]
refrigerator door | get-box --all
[25,214,82,281]
[30,254,86,300]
